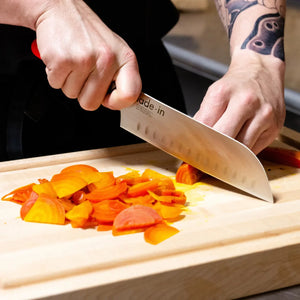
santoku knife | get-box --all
[121,93,273,202]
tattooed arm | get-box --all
[194,0,286,154]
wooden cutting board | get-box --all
[1,128,300,300]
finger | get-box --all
[251,128,278,154]
[212,91,262,138]
[234,118,267,151]
[212,103,250,139]
[61,70,88,99]
[46,63,71,90]
[102,60,142,110]
[77,60,115,111]
[61,56,96,99]
[193,84,230,127]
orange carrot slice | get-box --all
[141,168,170,180]
[60,164,98,174]
[113,205,162,231]
[2,183,35,204]
[259,147,300,168]
[116,170,147,186]
[148,190,186,205]
[127,179,160,197]
[120,194,155,206]
[141,169,175,191]
[86,182,128,202]
[144,223,179,245]
[60,164,100,184]
[92,200,128,223]
[87,172,116,191]
[24,194,65,225]
[175,162,204,185]
[97,224,113,231]
[70,190,86,205]
[59,198,76,212]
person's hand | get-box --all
[34,0,142,110]
[194,50,286,154]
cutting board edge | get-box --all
[2,228,300,300]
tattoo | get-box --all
[241,13,285,61]
[214,0,230,29]
[225,0,257,38]
[215,0,285,61]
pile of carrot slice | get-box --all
[2,164,197,245]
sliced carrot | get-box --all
[127,179,160,197]
[175,162,204,185]
[24,194,65,225]
[86,182,128,202]
[1,164,187,245]
[120,194,155,206]
[148,190,187,205]
[32,181,57,198]
[116,170,147,186]
[92,200,128,223]
[87,172,116,191]
[259,147,300,168]
[59,198,76,212]
[70,190,86,205]
[161,190,187,205]
[20,191,39,220]
[62,167,111,186]
[60,164,98,174]
[50,174,87,198]
[144,223,179,245]
[65,200,93,228]
[113,204,162,231]
[1,183,35,204]
[141,168,170,181]
[97,224,113,231]
[154,202,183,220]
[112,227,145,236]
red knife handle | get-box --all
[31,39,41,59]
[30,38,116,93]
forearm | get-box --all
[0,0,51,30]
[215,0,286,64]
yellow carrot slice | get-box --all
[65,200,93,228]
[154,202,184,219]
[24,194,65,225]
[144,223,179,245]
[51,174,87,198]
[33,181,57,198]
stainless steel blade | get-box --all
[121,93,273,202]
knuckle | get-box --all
[206,82,228,99]
[239,91,260,109]
[73,46,98,68]
[122,48,137,63]
[261,103,274,118]
[99,46,116,69]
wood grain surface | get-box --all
[1,129,300,300]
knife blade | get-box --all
[121,93,273,202]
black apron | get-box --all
[0,0,186,161]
